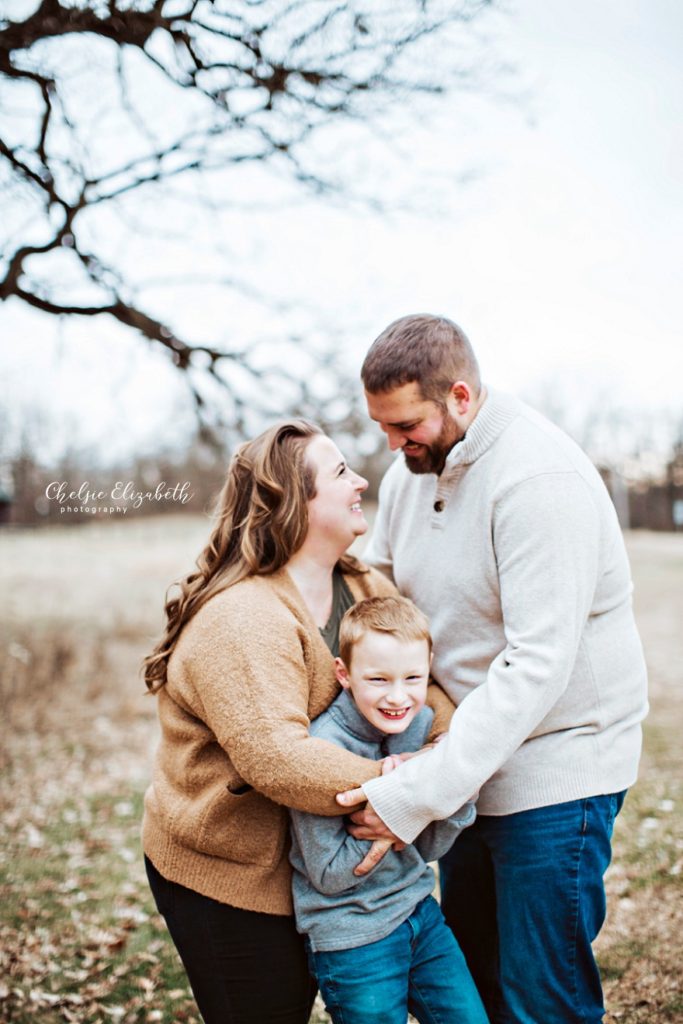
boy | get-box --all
[289,596,487,1024]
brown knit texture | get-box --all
[143,565,454,915]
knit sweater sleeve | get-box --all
[362,471,601,841]
[184,589,382,817]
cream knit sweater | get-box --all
[362,389,649,842]
[143,564,453,915]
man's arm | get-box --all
[335,783,474,875]
[348,472,601,842]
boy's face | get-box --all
[335,630,431,735]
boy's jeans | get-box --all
[439,792,626,1024]
[308,894,489,1024]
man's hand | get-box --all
[336,756,409,875]
[336,783,406,875]
[344,801,398,841]
[353,837,394,876]
[348,802,406,874]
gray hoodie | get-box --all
[289,689,475,952]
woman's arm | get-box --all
[425,681,456,739]
[178,588,382,817]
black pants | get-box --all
[145,856,315,1024]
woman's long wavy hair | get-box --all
[143,419,362,692]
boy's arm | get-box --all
[290,806,386,896]
[413,802,477,862]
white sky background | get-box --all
[1,0,681,465]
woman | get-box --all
[142,419,452,1024]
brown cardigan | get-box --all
[143,564,454,915]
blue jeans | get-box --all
[308,894,489,1024]
[439,793,626,1024]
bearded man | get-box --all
[338,314,648,1024]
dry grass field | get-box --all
[0,517,681,1023]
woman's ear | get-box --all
[335,657,351,689]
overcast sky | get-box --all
[1,0,681,464]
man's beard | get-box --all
[402,416,462,475]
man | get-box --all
[338,314,648,1024]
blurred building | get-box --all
[600,444,683,532]
[0,464,14,525]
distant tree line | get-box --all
[1,412,682,530]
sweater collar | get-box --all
[443,387,521,470]
[328,688,388,744]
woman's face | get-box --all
[305,435,369,553]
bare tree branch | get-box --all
[1,0,505,433]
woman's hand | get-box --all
[334,751,401,808]
[378,738,446,772]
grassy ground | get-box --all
[0,518,681,1023]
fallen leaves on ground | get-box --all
[1,527,681,1023]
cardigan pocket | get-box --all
[194,786,288,868]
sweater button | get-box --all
[434,499,445,512]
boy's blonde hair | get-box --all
[339,596,432,669]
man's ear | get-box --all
[335,657,351,689]
[447,380,473,416]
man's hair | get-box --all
[339,596,432,669]
[361,314,481,405]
